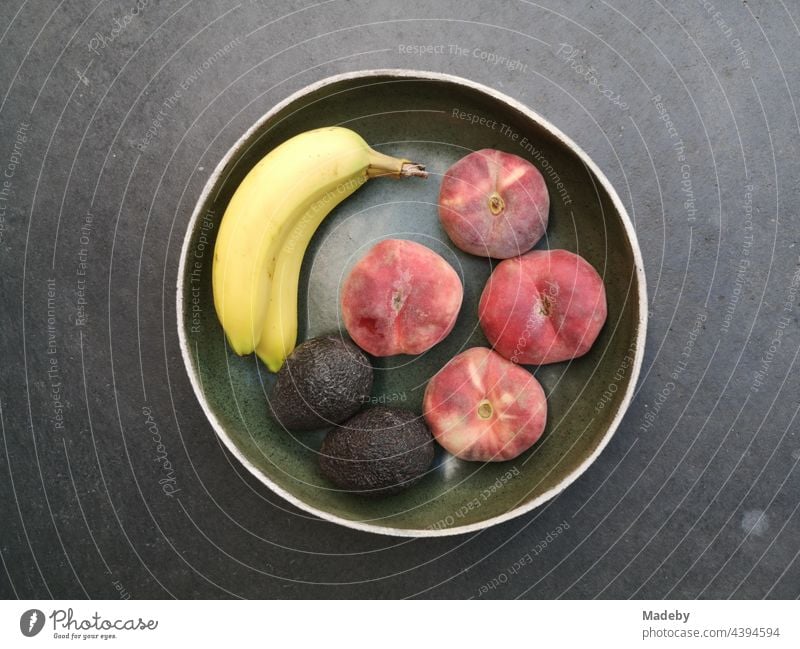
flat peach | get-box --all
[439,149,549,259]
[479,249,607,365]
[341,239,463,356]
[423,347,547,461]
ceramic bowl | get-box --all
[177,70,647,537]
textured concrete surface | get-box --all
[1,0,799,599]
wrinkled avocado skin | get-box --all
[320,407,435,496]
[269,336,373,431]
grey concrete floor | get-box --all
[1,0,799,599]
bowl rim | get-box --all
[176,68,648,537]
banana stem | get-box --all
[366,149,428,179]
[399,162,428,178]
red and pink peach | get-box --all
[479,249,607,365]
[341,239,463,356]
[423,347,547,461]
[438,149,549,259]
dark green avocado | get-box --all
[319,407,435,496]
[269,335,373,431]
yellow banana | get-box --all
[212,126,426,366]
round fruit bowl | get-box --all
[177,70,647,537]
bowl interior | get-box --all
[180,72,643,534]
